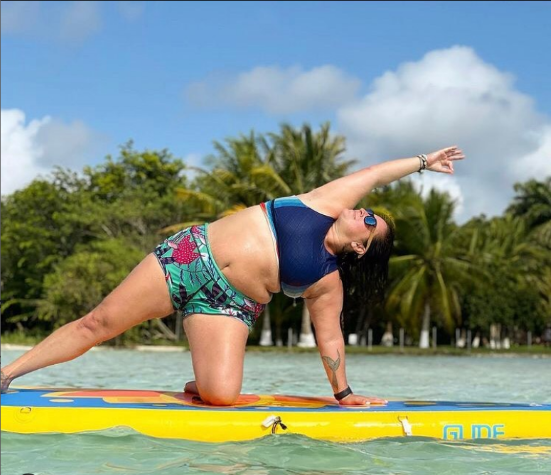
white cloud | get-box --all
[186,65,361,114]
[512,125,551,180]
[59,1,102,42]
[336,46,551,222]
[1,1,102,42]
[1,109,108,196]
[183,48,549,220]
[410,173,466,219]
[1,110,49,195]
[2,1,141,41]
[0,1,40,34]
[34,118,108,168]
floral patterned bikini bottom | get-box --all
[153,224,265,330]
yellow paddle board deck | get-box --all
[2,387,550,442]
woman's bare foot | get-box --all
[1,370,13,393]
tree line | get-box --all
[2,124,550,347]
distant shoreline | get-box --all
[2,343,550,357]
[1,344,187,352]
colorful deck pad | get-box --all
[2,387,550,442]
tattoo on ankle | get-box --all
[321,350,341,393]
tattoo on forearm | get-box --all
[321,350,341,392]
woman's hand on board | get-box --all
[338,393,388,406]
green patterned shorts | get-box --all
[153,224,265,330]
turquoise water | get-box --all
[2,348,550,474]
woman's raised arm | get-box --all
[300,146,465,217]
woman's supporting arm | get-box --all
[305,273,387,405]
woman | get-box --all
[1,146,464,405]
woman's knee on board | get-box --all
[197,379,242,406]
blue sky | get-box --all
[2,1,550,221]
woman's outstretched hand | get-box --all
[426,146,465,174]
[338,394,388,406]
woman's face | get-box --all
[337,208,387,254]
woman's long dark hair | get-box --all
[336,212,395,329]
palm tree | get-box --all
[507,178,551,317]
[386,188,473,348]
[508,178,551,240]
[479,214,549,336]
[270,122,355,194]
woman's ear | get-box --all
[350,241,367,258]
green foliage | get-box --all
[172,123,353,224]
[36,239,144,334]
[508,178,551,233]
[1,172,94,329]
[84,142,186,201]
[269,122,355,194]
[1,144,188,336]
[463,277,545,333]
[82,143,189,249]
[384,185,473,341]
[507,178,551,317]
[460,214,549,333]
[1,127,549,347]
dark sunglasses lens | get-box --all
[366,209,374,216]
[364,216,377,227]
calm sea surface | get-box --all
[1,348,550,475]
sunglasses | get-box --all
[364,209,377,227]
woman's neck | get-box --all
[325,223,348,256]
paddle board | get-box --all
[2,387,550,442]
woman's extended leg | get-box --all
[183,314,249,406]
[1,254,174,392]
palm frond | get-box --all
[175,188,220,214]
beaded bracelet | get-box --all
[417,154,428,173]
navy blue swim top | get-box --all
[261,196,338,298]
